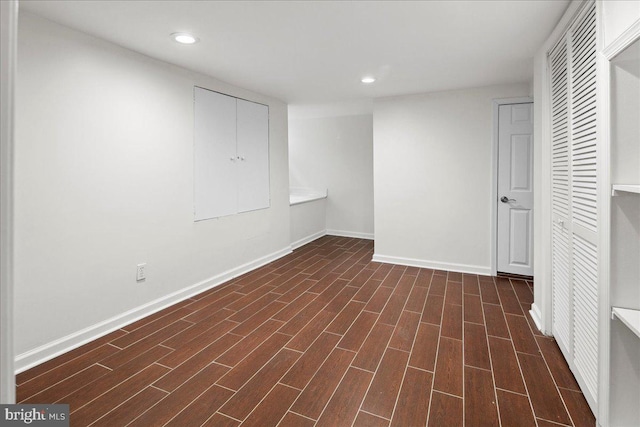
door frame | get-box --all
[0,0,17,404]
[490,97,533,276]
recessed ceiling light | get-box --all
[171,32,199,45]
[361,77,376,84]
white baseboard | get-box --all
[529,303,544,334]
[291,230,327,250]
[291,229,373,249]
[15,246,292,374]
[372,253,491,276]
[326,229,374,240]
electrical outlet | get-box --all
[136,263,146,281]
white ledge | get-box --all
[612,184,640,196]
[612,307,640,339]
[289,188,327,206]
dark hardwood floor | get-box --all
[16,236,595,426]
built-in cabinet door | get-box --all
[194,87,238,220]
[237,99,270,213]
[194,87,270,220]
[549,0,599,413]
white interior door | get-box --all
[497,103,534,276]
[236,99,270,213]
[194,87,238,220]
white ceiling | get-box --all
[20,0,569,105]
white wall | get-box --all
[601,0,640,49]
[0,0,17,404]
[14,12,290,369]
[373,83,530,274]
[289,113,374,239]
[290,199,326,249]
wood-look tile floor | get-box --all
[16,236,596,426]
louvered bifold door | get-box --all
[550,37,573,361]
[569,0,599,409]
[548,0,599,414]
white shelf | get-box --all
[289,188,328,206]
[612,307,640,339]
[612,184,640,195]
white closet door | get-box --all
[194,87,238,220]
[549,0,599,413]
[550,37,573,358]
[236,99,269,213]
[570,1,599,405]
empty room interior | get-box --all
[1,0,640,426]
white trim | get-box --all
[529,303,544,334]
[492,97,534,105]
[597,2,612,424]
[292,229,374,252]
[291,230,326,250]
[14,245,292,373]
[539,46,555,337]
[602,18,640,60]
[0,0,17,404]
[326,229,374,240]
[491,97,534,276]
[372,253,491,276]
